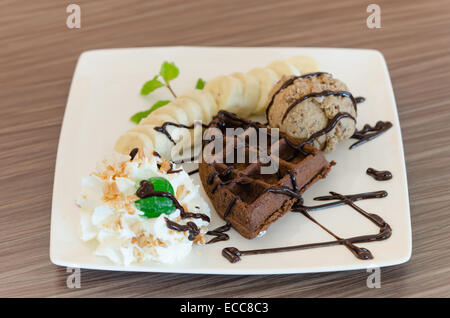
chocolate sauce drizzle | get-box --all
[355,96,366,104]
[366,168,393,181]
[167,164,182,174]
[350,121,393,149]
[154,121,208,145]
[281,90,358,123]
[153,150,183,174]
[173,152,202,164]
[207,167,234,186]
[265,72,329,118]
[165,218,200,241]
[206,167,253,195]
[264,187,302,199]
[129,148,139,160]
[284,112,356,155]
[136,180,210,240]
[152,151,161,158]
[206,162,304,211]
[211,177,253,194]
[296,190,387,212]
[300,211,374,260]
[206,222,232,244]
[224,198,238,218]
[222,190,391,263]
[288,170,298,192]
[156,161,182,174]
[188,169,199,176]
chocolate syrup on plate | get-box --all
[295,190,387,212]
[366,168,393,181]
[206,222,232,244]
[355,96,366,103]
[222,190,391,263]
[350,121,393,149]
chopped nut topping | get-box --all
[102,181,120,201]
[176,184,186,200]
[159,158,172,173]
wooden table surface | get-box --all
[1,0,449,298]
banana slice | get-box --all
[247,67,280,114]
[267,60,300,77]
[285,56,318,74]
[179,91,215,125]
[129,124,178,159]
[204,75,246,115]
[231,72,260,116]
[114,131,154,155]
[140,112,178,126]
[171,96,207,126]
[180,90,218,125]
[150,103,191,126]
[151,103,198,147]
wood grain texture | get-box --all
[0,0,449,298]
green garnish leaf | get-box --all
[159,61,179,83]
[149,99,171,112]
[195,78,206,90]
[130,100,171,124]
[135,177,176,218]
[140,76,164,95]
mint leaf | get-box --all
[195,78,206,90]
[140,76,164,95]
[159,61,179,83]
[130,110,150,124]
[149,100,171,112]
[130,100,171,124]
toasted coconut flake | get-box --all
[176,184,186,201]
[136,233,156,249]
[159,158,172,173]
[133,247,144,263]
[102,181,120,200]
[137,148,148,161]
[129,222,142,234]
[194,234,205,245]
[156,238,168,248]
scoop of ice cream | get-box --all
[267,73,357,152]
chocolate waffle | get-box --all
[199,111,333,239]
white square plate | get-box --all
[50,47,411,274]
